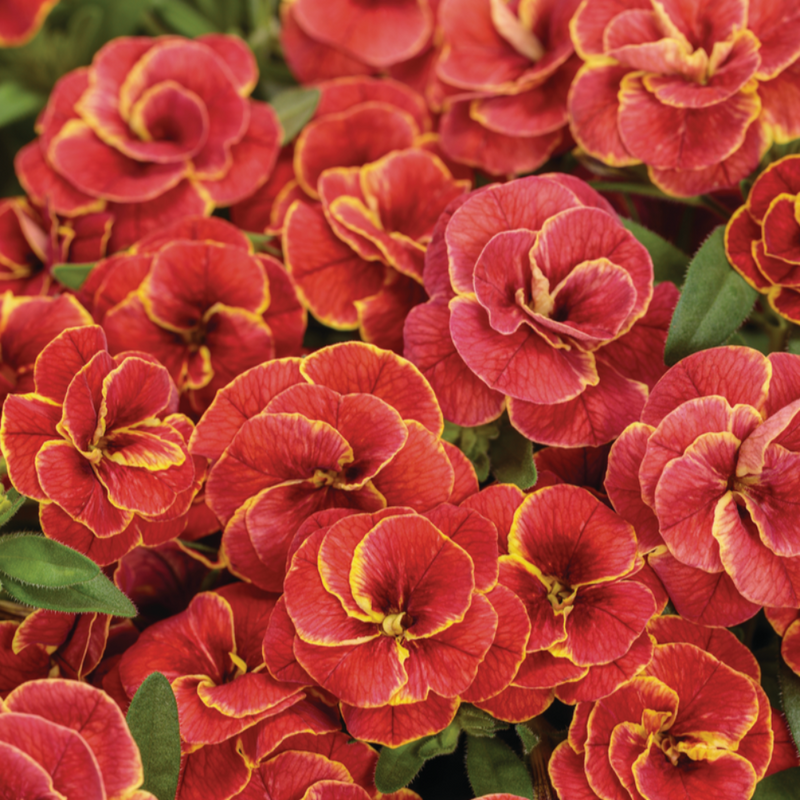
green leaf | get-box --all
[489,421,537,490]
[0,534,99,587]
[126,672,181,800]
[620,218,689,286]
[0,572,136,617]
[465,734,534,799]
[374,721,461,793]
[778,656,800,751]
[152,0,218,36]
[0,81,47,128]
[52,262,96,290]
[270,86,321,145]
[751,768,800,799]
[0,487,25,528]
[515,724,541,755]
[457,705,509,738]
[664,226,758,366]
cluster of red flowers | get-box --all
[1,2,800,800]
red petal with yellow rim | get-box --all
[0,622,50,696]
[341,692,459,748]
[570,0,651,58]
[189,357,302,463]
[178,739,250,800]
[439,102,563,177]
[238,750,351,800]
[641,346,771,427]
[404,297,506,427]
[472,683,553,724]
[648,547,759,626]
[196,33,258,96]
[295,105,417,198]
[262,596,315,686]
[461,483,525,555]
[258,254,307,357]
[763,194,800,264]
[0,714,105,800]
[725,206,771,290]
[0,741,62,800]
[294,0,432,68]
[450,295,599,405]
[549,740,597,800]
[514,649,588,690]
[301,341,444,434]
[507,359,648,447]
[461,584,530,703]
[510,485,638,586]
[6,679,144,799]
[442,442,479,504]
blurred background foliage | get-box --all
[0,0,293,196]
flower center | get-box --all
[381,612,407,637]
[545,578,576,611]
[653,730,682,767]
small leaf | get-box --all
[126,672,181,800]
[0,81,47,128]
[374,722,461,793]
[1,572,136,617]
[151,0,218,36]
[0,487,26,528]
[620,218,689,286]
[664,226,758,366]
[270,86,321,145]
[52,262,96,290]
[489,421,537,490]
[778,656,800,751]
[0,534,99,587]
[458,704,509,738]
[751,767,800,799]
[465,734,534,799]
[515,724,541,755]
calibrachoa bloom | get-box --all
[0,325,202,565]
[549,616,775,800]
[569,0,800,196]
[404,174,678,446]
[0,678,158,800]
[279,505,500,746]
[77,216,306,416]
[0,292,91,405]
[605,346,800,626]
[726,154,800,320]
[15,34,282,252]
[0,0,57,46]
[280,0,434,84]
[498,485,657,707]
[191,342,461,592]
[435,0,581,176]
[118,583,334,800]
[284,147,468,352]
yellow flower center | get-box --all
[545,578,577,612]
[381,612,407,637]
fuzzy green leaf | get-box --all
[466,734,534,799]
[778,656,800,751]
[489,421,537,490]
[52,262,96,290]
[515,724,541,755]
[0,534,99,587]
[127,672,181,800]
[752,768,800,799]
[0,571,136,617]
[0,487,26,528]
[270,86,320,145]
[664,226,758,366]
[151,0,218,36]
[374,721,461,793]
[620,218,689,286]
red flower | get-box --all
[77,216,305,416]
[191,342,460,592]
[0,678,157,800]
[726,154,800,321]
[404,174,678,446]
[606,346,800,626]
[549,617,776,800]
[118,583,332,800]
[277,505,500,746]
[15,35,281,252]
[497,485,656,708]
[435,0,581,176]
[569,0,800,196]
[0,292,92,405]
[280,0,434,84]
[0,325,201,565]
[0,0,57,46]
